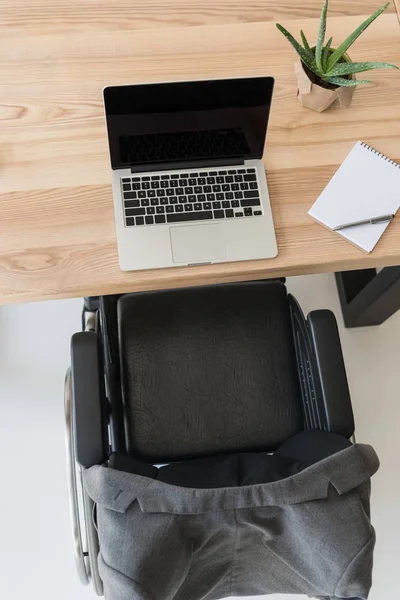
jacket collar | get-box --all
[83,443,379,515]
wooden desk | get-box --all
[1,1,400,305]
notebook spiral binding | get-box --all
[360,142,400,169]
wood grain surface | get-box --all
[2,0,396,34]
[1,1,400,304]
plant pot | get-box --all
[294,61,356,112]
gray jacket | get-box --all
[84,443,379,600]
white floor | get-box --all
[0,273,399,600]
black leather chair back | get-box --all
[117,281,303,462]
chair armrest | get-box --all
[307,310,355,438]
[71,332,108,468]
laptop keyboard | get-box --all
[121,167,263,227]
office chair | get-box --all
[65,279,358,598]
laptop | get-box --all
[103,76,277,271]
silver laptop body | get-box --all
[104,77,278,271]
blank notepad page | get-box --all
[308,141,400,252]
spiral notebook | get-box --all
[309,141,400,252]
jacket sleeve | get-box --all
[334,530,376,600]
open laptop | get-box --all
[103,76,277,271]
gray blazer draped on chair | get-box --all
[84,443,379,600]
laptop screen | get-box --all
[103,77,274,170]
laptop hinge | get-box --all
[130,157,245,174]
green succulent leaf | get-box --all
[316,0,328,73]
[323,76,373,86]
[300,30,311,52]
[327,2,390,71]
[276,23,317,72]
[322,37,333,72]
[327,61,399,77]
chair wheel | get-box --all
[64,367,90,586]
[65,367,104,595]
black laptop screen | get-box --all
[103,77,274,170]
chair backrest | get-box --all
[117,280,304,462]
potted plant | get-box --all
[276,0,398,112]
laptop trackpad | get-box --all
[170,224,226,264]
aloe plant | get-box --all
[277,0,398,87]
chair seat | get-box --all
[117,281,303,462]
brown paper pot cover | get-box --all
[294,61,356,112]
